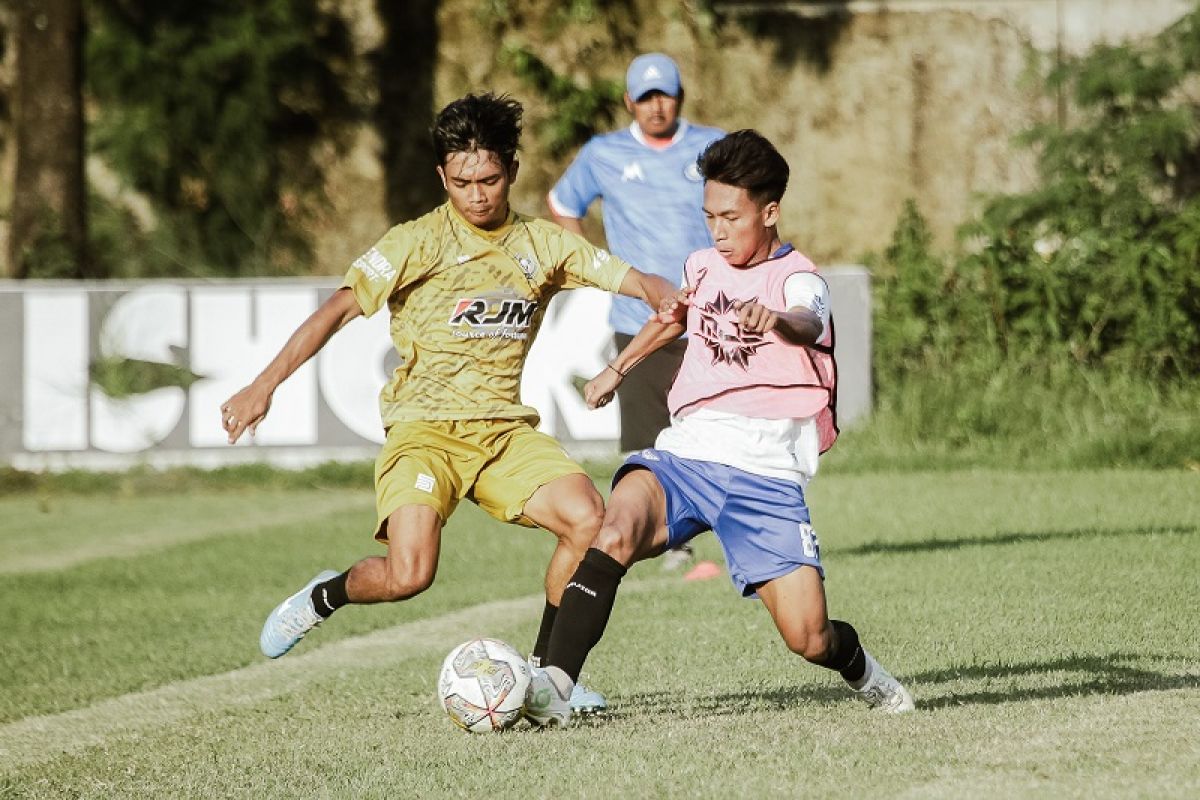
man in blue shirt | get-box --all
[549,53,724,455]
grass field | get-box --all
[2,467,1198,798]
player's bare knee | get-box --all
[551,494,604,548]
[590,521,640,566]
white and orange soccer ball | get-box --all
[438,638,532,733]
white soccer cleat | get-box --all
[852,653,915,714]
[259,570,339,658]
[525,666,573,728]
[569,681,608,715]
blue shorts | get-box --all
[615,449,824,597]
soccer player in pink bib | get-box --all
[524,130,914,726]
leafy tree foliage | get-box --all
[85,0,360,276]
[479,0,634,159]
[503,46,623,158]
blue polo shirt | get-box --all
[549,120,724,335]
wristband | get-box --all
[606,363,627,377]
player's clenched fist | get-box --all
[220,384,273,444]
[583,365,623,410]
[733,300,777,334]
[656,285,694,324]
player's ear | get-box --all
[623,92,635,115]
[761,200,780,227]
[436,165,449,191]
[507,159,520,184]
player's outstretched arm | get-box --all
[220,287,363,444]
[617,268,677,315]
[583,316,685,409]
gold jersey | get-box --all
[342,201,632,427]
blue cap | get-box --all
[626,53,682,101]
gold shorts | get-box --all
[372,418,585,542]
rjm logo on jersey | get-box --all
[449,297,538,327]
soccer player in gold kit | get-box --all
[220,94,673,716]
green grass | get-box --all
[1,467,1197,798]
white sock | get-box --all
[848,650,878,691]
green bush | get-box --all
[958,9,1200,378]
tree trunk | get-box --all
[374,0,442,223]
[10,0,87,278]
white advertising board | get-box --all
[0,271,870,470]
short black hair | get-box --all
[430,93,524,168]
[697,129,790,206]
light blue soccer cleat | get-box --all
[259,570,340,658]
[570,681,608,715]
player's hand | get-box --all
[583,366,622,410]
[656,286,694,324]
[220,383,273,444]
[733,300,777,334]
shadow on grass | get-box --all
[838,524,1197,558]
[910,652,1199,709]
[603,653,1197,720]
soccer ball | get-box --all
[438,638,532,733]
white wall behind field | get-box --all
[0,270,872,471]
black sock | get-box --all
[529,601,558,666]
[818,619,867,683]
[310,572,349,619]
[545,548,627,682]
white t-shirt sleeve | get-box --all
[783,272,830,344]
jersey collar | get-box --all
[629,119,691,149]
